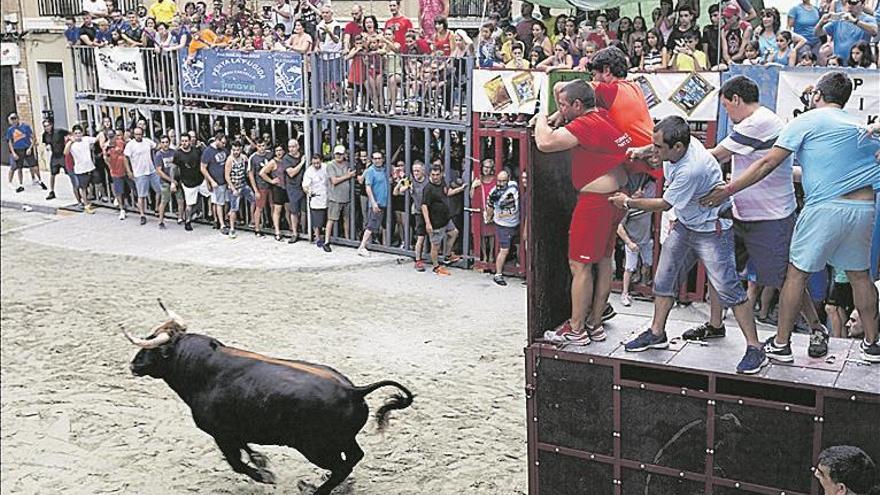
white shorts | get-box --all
[183,181,211,206]
[624,239,654,272]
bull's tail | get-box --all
[355,380,414,432]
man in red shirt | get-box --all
[534,80,632,346]
[343,3,363,50]
[385,0,412,47]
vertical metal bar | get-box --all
[462,125,472,260]
[348,122,356,241]
[384,123,392,247]
[403,125,411,251]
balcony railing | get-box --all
[310,52,472,124]
[38,0,141,18]
[449,0,484,18]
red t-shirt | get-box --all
[106,138,127,178]
[432,31,451,56]
[593,80,661,179]
[564,109,631,190]
[344,21,362,48]
[385,16,413,47]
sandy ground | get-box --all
[0,208,529,495]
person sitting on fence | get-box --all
[223,140,255,239]
[186,20,228,63]
[616,173,656,307]
[534,80,630,346]
[485,170,521,287]
[611,116,767,375]
[303,154,330,250]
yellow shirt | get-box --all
[500,40,513,63]
[673,50,707,71]
[505,59,530,69]
[148,0,178,24]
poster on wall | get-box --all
[95,47,147,93]
[472,69,549,114]
[776,68,879,126]
[626,71,720,121]
[179,49,304,103]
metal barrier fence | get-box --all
[38,0,140,17]
[71,46,179,104]
[311,53,472,125]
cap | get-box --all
[333,144,346,154]
[722,4,740,18]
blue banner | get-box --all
[179,50,304,103]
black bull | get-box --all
[128,326,413,494]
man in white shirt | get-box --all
[302,154,330,250]
[124,127,163,227]
[316,6,343,107]
[684,75,828,357]
[266,0,295,34]
[63,125,98,214]
[82,0,109,17]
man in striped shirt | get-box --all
[687,75,827,355]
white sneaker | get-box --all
[620,293,632,307]
[118,210,126,220]
[357,247,369,257]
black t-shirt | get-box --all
[665,26,700,51]
[43,129,69,159]
[421,180,450,227]
[174,147,203,188]
[702,25,720,66]
[80,24,97,43]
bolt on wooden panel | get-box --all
[713,401,814,493]
[538,451,614,495]
[536,358,614,455]
[621,388,707,474]
[621,468,705,495]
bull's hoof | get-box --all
[253,468,276,484]
[249,451,269,468]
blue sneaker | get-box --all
[763,336,794,363]
[736,346,769,374]
[624,329,668,352]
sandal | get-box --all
[274,234,283,242]
[255,230,265,238]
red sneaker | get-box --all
[415,260,426,272]
[542,320,590,346]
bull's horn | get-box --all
[119,324,171,349]
[157,298,187,330]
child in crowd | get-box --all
[669,31,706,71]
[617,173,655,307]
[477,22,501,68]
[740,40,762,65]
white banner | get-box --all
[626,71,720,122]
[776,68,879,126]
[95,47,147,93]
[472,69,549,115]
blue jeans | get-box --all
[654,222,747,308]
[227,185,255,211]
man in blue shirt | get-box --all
[356,150,389,257]
[610,116,767,375]
[813,0,878,60]
[703,71,880,364]
[5,113,46,193]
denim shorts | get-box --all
[366,206,386,232]
[654,222,747,308]
[227,185,255,211]
[211,184,228,205]
[112,176,134,196]
[496,225,518,249]
[789,199,875,273]
[134,173,162,198]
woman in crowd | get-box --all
[142,16,159,48]
[529,45,547,67]
[616,17,633,49]
[537,40,574,71]
[628,16,648,48]
[754,8,806,61]
[848,41,877,68]
[362,15,381,39]
[287,19,313,54]
[552,14,568,45]
[419,0,448,39]
[640,28,667,71]
[531,22,553,58]
[630,38,645,70]
[470,159,497,264]
[258,143,290,242]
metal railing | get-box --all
[311,52,472,125]
[449,0,484,18]
[39,0,141,18]
[72,46,179,103]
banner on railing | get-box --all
[776,68,879,126]
[95,47,147,93]
[627,71,720,122]
[472,69,549,115]
[179,50,304,103]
